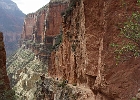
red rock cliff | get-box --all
[20,1,68,62]
[21,2,67,43]
[49,0,140,99]
[18,0,140,99]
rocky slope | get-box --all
[0,0,25,56]
[7,0,140,100]
[0,32,15,100]
[7,46,47,99]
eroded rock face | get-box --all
[49,0,140,99]
[49,0,87,85]
[8,0,140,99]
[0,32,13,99]
[21,2,67,43]
[20,1,68,60]
[7,1,69,99]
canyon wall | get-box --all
[48,0,140,100]
[49,0,87,85]
[8,0,140,100]
[0,32,14,99]
[21,1,67,42]
[7,1,69,99]
[84,0,140,99]
[20,1,68,61]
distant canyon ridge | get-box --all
[0,0,25,56]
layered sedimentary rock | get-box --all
[0,32,14,99]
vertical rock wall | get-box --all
[19,1,68,64]
[49,0,140,99]
[21,2,67,43]
[45,2,67,36]
[21,13,36,40]
[0,32,13,99]
[10,0,140,99]
[49,0,87,85]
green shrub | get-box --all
[58,80,67,88]
[137,0,140,4]
[52,33,62,50]
[131,97,137,100]
[111,12,140,62]
[113,43,140,61]
[0,89,17,100]
[120,12,140,46]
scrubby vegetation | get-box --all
[0,89,17,100]
[52,33,62,50]
[7,46,35,70]
[111,12,140,62]
[7,45,48,99]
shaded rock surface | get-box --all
[0,32,14,100]
[49,0,140,100]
